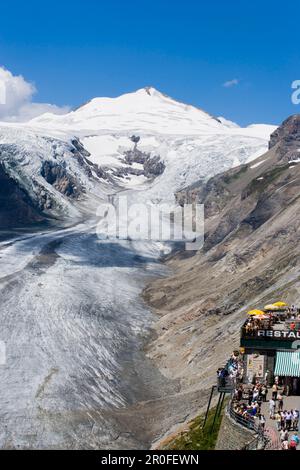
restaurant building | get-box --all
[240,307,300,394]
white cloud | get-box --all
[223,78,239,88]
[0,66,69,122]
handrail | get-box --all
[228,400,281,450]
[228,402,260,432]
[243,426,281,450]
[242,429,270,450]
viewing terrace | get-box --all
[240,303,300,351]
[214,301,300,450]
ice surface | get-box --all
[0,219,169,448]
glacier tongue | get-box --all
[0,220,172,449]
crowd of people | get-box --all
[218,345,300,450]
[244,316,276,335]
[244,305,300,336]
[232,383,267,431]
[232,379,300,450]
[279,428,299,450]
[231,400,266,430]
[217,352,244,387]
[268,383,300,450]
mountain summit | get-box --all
[0,88,277,229]
[30,86,222,135]
[29,87,274,138]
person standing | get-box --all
[277,393,284,412]
[290,432,300,448]
[261,384,268,402]
[269,398,275,419]
[259,414,266,430]
[275,411,282,431]
[282,439,289,450]
[248,388,253,406]
[264,369,270,386]
[280,428,289,443]
[280,411,285,430]
[285,410,292,431]
[272,383,278,401]
[252,387,259,403]
[289,439,297,451]
[292,409,299,431]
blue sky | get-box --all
[0,0,299,125]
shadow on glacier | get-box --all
[60,236,162,268]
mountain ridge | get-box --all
[29,87,275,138]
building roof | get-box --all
[274,351,300,377]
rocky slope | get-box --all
[143,115,300,445]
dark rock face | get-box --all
[269,114,300,149]
[41,161,82,198]
[175,115,300,252]
[70,139,110,181]
[40,136,110,198]
[123,147,165,179]
[144,155,165,177]
[71,138,109,180]
[130,135,141,145]
[71,138,91,159]
[0,163,44,228]
[107,146,165,181]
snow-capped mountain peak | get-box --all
[29,87,222,135]
[0,88,278,223]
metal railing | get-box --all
[228,402,260,432]
[228,401,282,450]
[242,433,266,450]
[243,427,281,451]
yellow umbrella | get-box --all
[247,309,265,316]
[273,301,288,307]
[264,304,278,311]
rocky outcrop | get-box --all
[70,138,109,180]
[104,147,165,182]
[0,162,44,228]
[269,114,300,149]
[41,160,83,198]
[122,147,165,179]
[91,136,165,184]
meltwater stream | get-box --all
[0,214,173,449]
